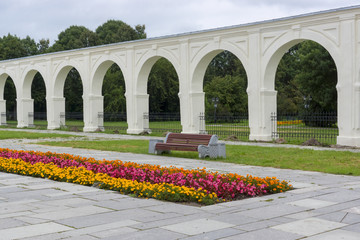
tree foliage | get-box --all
[96,20,146,45]
[275,40,337,114]
[204,51,248,115]
[148,58,179,113]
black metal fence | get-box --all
[271,112,338,144]
[200,112,250,140]
[147,112,181,134]
[1,110,339,145]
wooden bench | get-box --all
[148,132,226,158]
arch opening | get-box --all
[63,67,84,130]
[100,62,127,133]
[273,40,338,145]
[30,72,47,127]
[138,56,180,134]
[1,75,17,126]
[201,50,249,140]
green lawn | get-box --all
[37,139,360,176]
[0,130,76,139]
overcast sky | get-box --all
[0,0,359,44]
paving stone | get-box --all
[4,189,56,201]
[304,229,360,240]
[64,235,100,240]
[162,218,234,235]
[182,227,244,240]
[314,190,360,202]
[40,197,98,207]
[14,215,50,224]
[222,228,302,240]
[90,226,138,238]
[0,211,33,219]
[31,205,112,220]
[102,228,186,240]
[286,210,319,220]
[312,200,360,215]
[317,212,360,224]
[290,186,327,194]
[342,222,360,233]
[235,203,306,220]
[0,202,36,214]
[61,220,138,237]
[345,206,360,214]
[21,232,67,240]
[0,218,27,230]
[79,191,127,201]
[235,219,285,231]
[56,209,152,228]
[145,203,202,215]
[288,198,337,209]
[211,212,259,226]
[94,197,162,211]
[0,222,72,240]
[131,212,214,230]
[272,217,347,236]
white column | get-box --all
[83,95,104,132]
[46,97,65,129]
[126,93,149,134]
[336,17,359,146]
[0,100,6,125]
[185,92,205,134]
[17,98,34,128]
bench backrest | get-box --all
[165,133,215,146]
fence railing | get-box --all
[1,111,339,145]
[147,112,181,134]
[200,112,250,140]
[271,112,338,144]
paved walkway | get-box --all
[1,130,360,239]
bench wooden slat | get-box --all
[155,143,198,151]
[155,133,213,152]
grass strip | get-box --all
[0,130,76,139]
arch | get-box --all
[263,30,341,90]
[53,65,85,98]
[52,59,86,98]
[91,58,126,96]
[0,73,10,99]
[0,72,17,99]
[22,68,47,99]
[190,42,250,93]
[136,50,181,95]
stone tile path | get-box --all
[0,129,360,239]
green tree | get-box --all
[102,64,126,113]
[64,69,83,114]
[4,78,16,117]
[204,51,248,115]
[148,58,179,113]
[275,45,302,113]
[50,26,99,52]
[31,73,46,113]
[204,75,247,116]
[96,20,146,44]
[295,40,337,113]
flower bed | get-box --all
[0,148,293,205]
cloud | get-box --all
[0,0,358,43]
